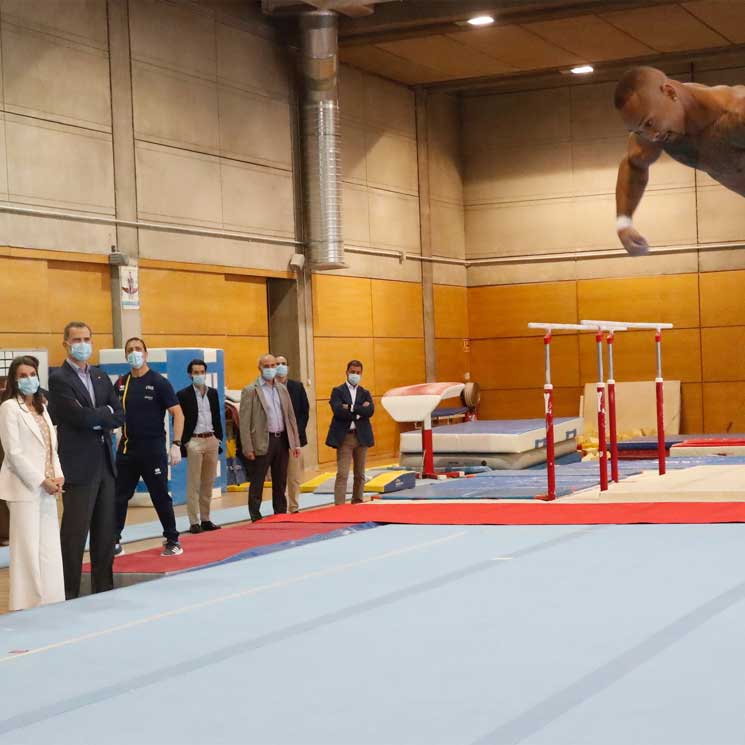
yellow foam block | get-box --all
[300,472,335,493]
[363,470,415,493]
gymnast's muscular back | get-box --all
[617,79,745,255]
[661,83,745,194]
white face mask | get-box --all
[127,351,145,369]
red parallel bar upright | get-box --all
[606,331,619,483]
[655,329,666,476]
[421,413,436,479]
[595,330,609,492]
[542,331,556,501]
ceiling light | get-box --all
[570,65,594,75]
[467,15,495,26]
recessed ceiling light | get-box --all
[467,15,495,26]
[570,65,594,75]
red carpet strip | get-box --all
[84,521,360,575]
[267,501,745,526]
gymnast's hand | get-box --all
[618,224,650,256]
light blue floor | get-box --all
[2,522,745,744]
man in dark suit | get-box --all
[48,321,125,599]
[177,359,223,533]
[275,354,309,513]
[325,360,374,506]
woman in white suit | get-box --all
[0,356,65,610]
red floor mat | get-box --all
[84,522,359,575]
[267,501,745,526]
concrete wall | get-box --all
[0,0,296,269]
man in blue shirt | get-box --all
[114,337,185,556]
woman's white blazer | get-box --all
[0,398,63,502]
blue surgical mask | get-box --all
[276,364,288,378]
[347,373,361,386]
[192,374,206,387]
[70,342,92,362]
[261,366,277,381]
[127,351,145,369]
[18,376,40,396]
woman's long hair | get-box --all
[2,356,44,414]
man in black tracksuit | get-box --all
[113,337,185,557]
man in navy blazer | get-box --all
[48,321,125,599]
[325,360,374,506]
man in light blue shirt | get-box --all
[239,354,300,522]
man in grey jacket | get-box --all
[240,354,300,522]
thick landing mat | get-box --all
[84,521,366,575]
[399,417,582,454]
[268,502,745,526]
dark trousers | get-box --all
[247,432,289,521]
[115,448,179,543]
[60,462,115,599]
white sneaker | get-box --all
[161,541,183,557]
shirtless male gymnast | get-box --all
[615,66,745,255]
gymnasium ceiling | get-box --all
[259,0,745,89]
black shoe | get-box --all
[114,542,124,556]
[189,524,202,534]
[201,521,221,531]
[250,514,262,523]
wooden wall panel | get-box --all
[221,275,269,336]
[478,387,582,420]
[220,336,271,391]
[701,327,745,381]
[313,337,375,400]
[140,268,267,336]
[700,270,745,327]
[435,338,469,383]
[471,335,579,390]
[373,338,426,395]
[0,257,50,332]
[577,274,700,328]
[371,279,423,338]
[48,262,112,334]
[315,400,335,464]
[369,398,400,459]
[578,329,702,384]
[703,382,745,432]
[0,257,111,366]
[434,284,468,338]
[468,281,578,339]
[681,382,703,433]
[312,274,373,337]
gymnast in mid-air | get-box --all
[615,66,745,255]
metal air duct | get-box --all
[299,10,345,270]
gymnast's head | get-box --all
[614,66,685,145]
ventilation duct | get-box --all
[299,10,345,270]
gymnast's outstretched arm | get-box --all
[615,133,662,256]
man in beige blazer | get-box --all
[239,354,300,522]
